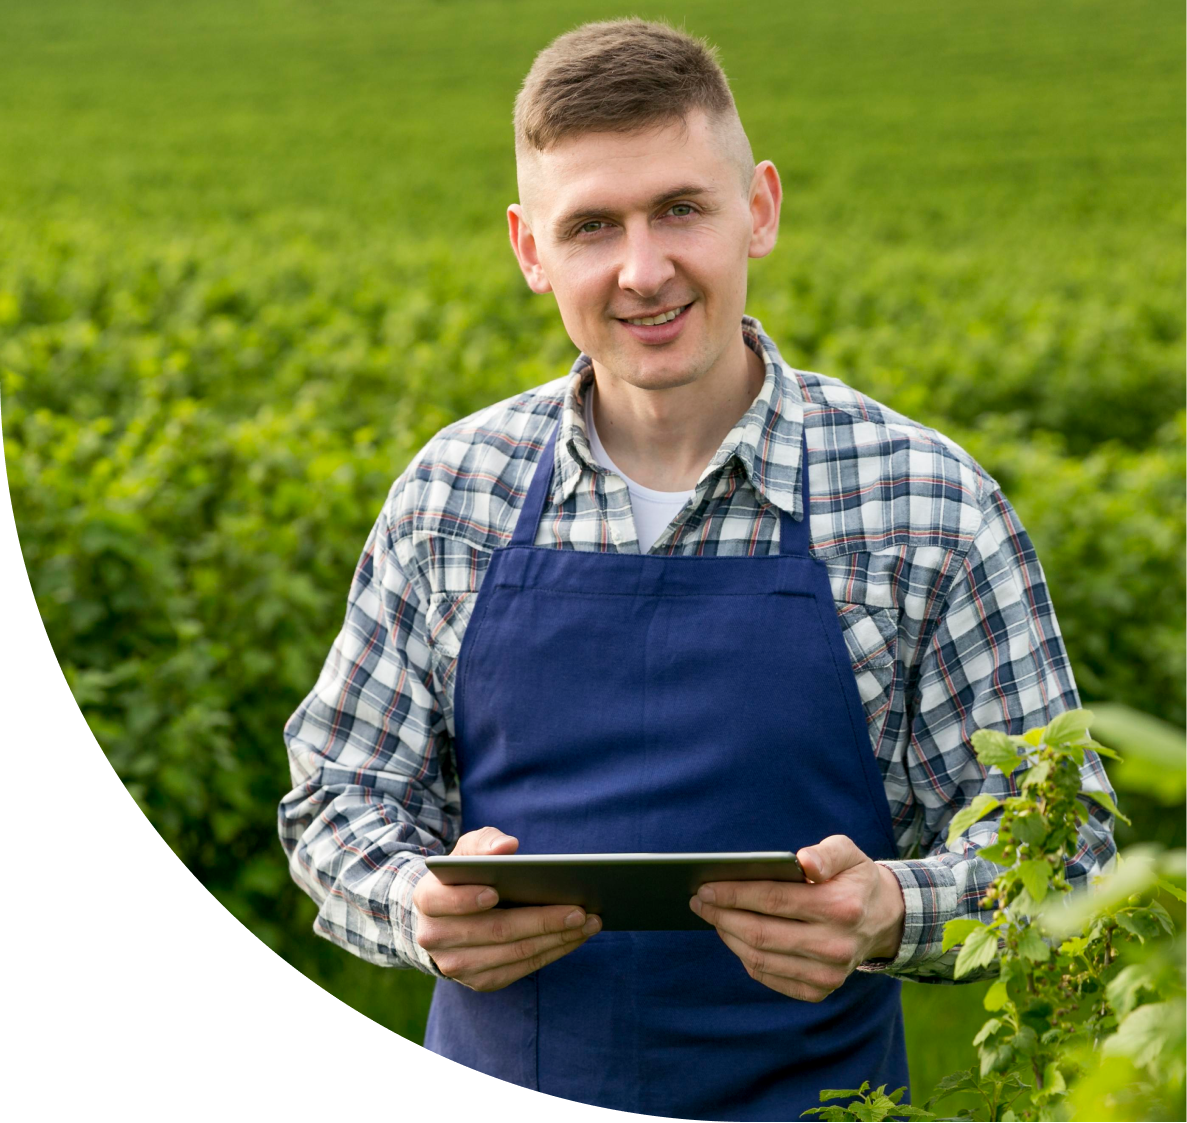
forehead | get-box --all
[520,111,736,223]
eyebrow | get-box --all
[551,184,712,239]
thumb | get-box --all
[797,835,867,883]
[453,825,520,856]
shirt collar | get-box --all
[553,315,806,519]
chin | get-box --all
[619,367,704,391]
[624,350,713,391]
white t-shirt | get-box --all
[584,386,696,553]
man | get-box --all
[279,18,1116,1120]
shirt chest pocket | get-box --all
[834,602,901,752]
[426,592,476,734]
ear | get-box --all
[507,204,553,294]
[747,161,782,260]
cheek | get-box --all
[549,264,614,328]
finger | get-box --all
[422,903,593,949]
[716,929,848,1002]
[692,895,805,954]
[694,896,859,966]
[415,877,500,918]
[452,826,520,857]
[695,879,828,922]
[690,895,856,962]
[432,917,601,979]
[463,930,597,992]
[797,835,866,883]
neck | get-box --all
[589,331,766,492]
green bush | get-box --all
[807,710,1185,1121]
[3,216,1183,1042]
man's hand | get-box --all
[689,834,905,1002]
[414,826,601,992]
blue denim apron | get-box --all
[424,418,908,1121]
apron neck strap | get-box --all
[510,420,562,546]
[777,432,812,557]
[511,419,812,557]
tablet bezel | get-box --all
[424,851,806,931]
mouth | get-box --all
[616,302,692,327]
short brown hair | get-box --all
[514,18,750,168]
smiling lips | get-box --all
[618,303,691,326]
[615,301,693,344]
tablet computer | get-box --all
[425,851,805,931]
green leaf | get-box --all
[976,840,1009,865]
[922,1068,980,1110]
[971,729,1022,772]
[1017,859,1051,903]
[946,793,1002,847]
[1106,964,1155,1019]
[1017,927,1051,962]
[1115,908,1166,943]
[1084,787,1132,825]
[1042,1063,1067,1096]
[868,1095,898,1117]
[955,924,1000,977]
[1019,759,1052,789]
[979,1043,1014,1077]
[972,1017,1003,1046]
[1103,1002,1180,1069]
[1008,886,1038,917]
[1011,811,1048,846]
[1091,705,1186,805]
[1059,934,1090,958]
[818,1088,866,1103]
[942,917,988,953]
[1156,877,1187,903]
[1148,900,1174,934]
[1037,847,1163,938]
[1026,1020,1056,1052]
[1012,1025,1039,1055]
[983,979,1010,1011]
[1044,708,1094,744]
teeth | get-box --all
[626,305,686,326]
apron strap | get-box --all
[777,431,812,557]
[509,420,562,546]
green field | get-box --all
[2,0,1183,1109]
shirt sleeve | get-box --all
[278,476,456,974]
[860,484,1117,982]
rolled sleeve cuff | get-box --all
[859,859,959,973]
[390,857,446,977]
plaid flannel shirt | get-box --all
[279,315,1116,981]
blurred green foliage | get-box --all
[810,711,1186,1120]
[0,0,1183,1106]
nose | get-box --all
[617,222,676,298]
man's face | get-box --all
[508,109,780,393]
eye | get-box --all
[577,220,608,236]
[667,203,696,218]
